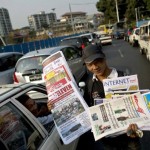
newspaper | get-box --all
[111,89,150,99]
[88,92,150,141]
[103,75,139,99]
[42,51,91,144]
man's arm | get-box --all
[38,114,53,125]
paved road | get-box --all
[76,39,150,150]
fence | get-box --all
[0,33,81,54]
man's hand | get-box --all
[47,101,54,111]
[127,124,143,138]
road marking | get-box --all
[118,49,124,58]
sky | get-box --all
[0,0,99,29]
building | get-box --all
[28,11,57,31]
[61,11,88,32]
[0,8,13,36]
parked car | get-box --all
[14,46,86,84]
[129,28,140,47]
[0,83,79,150]
[0,52,23,85]
[79,32,102,49]
[59,36,90,51]
[138,21,150,60]
[99,34,112,45]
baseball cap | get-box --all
[82,45,105,63]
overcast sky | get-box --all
[1,0,99,29]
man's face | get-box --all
[25,98,38,116]
[85,58,107,76]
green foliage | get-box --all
[96,0,149,25]
[29,30,36,38]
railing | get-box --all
[0,33,81,54]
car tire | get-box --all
[132,42,135,47]
[140,48,144,55]
[146,51,150,61]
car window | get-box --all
[0,102,44,150]
[16,55,48,73]
[92,33,97,39]
[62,47,78,60]
[82,37,89,44]
[0,54,23,72]
[84,35,91,40]
[135,29,139,34]
[16,88,55,133]
[61,38,81,45]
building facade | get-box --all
[0,8,13,36]
[28,11,57,31]
[61,12,88,32]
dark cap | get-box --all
[82,45,105,63]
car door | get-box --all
[61,47,86,83]
[11,86,78,150]
[0,99,53,150]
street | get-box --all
[77,39,150,150]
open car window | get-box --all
[0,102,44,150]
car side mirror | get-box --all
[78,81,86,96]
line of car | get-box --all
[1,32,112,86]
[124,21,150,62]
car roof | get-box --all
[79,33,93,36]
[19,45,69,59]
[0,52,23,58]
[0,83,45,102]
[61,35,85,41]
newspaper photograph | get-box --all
[103,75,139,98]
[42,51,91,144]
[43,51,76,85]
[89,92,150,141]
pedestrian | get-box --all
[81,44,141,150]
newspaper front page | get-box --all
[89,92,150,141]
[103,75,139,98]
[42,51,91,144]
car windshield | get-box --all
[83,35,91,39]
[16,55,48,73]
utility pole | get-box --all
[69,0,75,34]
[135,8,138,27]
[115,0,120,22]
[0,35,6,46]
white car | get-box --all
[129,28,140,47]
[99,34,112,45]
[0,52,23,85]
[0,83,79,150]
[13,46,86,84]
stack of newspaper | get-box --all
[89,75,150,141]
[42,51,91,144]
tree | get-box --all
[66,24,72,32]
[29,30,36,39]
[96,0,149,25]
